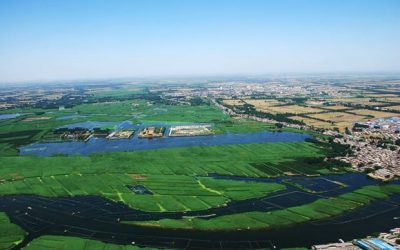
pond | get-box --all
[0,113,23,120]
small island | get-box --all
[138,127,165,138]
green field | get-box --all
[0,141,329,212]
[24,235,155,250]
[127,184,400,230]
[0,212,25,250]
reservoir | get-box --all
[20,130,310,156]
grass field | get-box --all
[0,142,331,212]
[0,212,25,250]
[24,235,154,250]
[127,184,400,230]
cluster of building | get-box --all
[333,134,399,180]
[329,117,400,180]
[154,77,353,101]
[354,117,400,135]
[312,228,400,250]
[138,127,165,138]
[0,85,86,110]
[215,95,399,181]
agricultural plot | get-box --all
[330,98,385,106]
[385,105,400,111]
[349,109,399,119]
[140,104,228,123]
[242,99,284,112]
[282,177,345,193]
[0,173,285,212]
[261,105,324,115]
[289,116,332,129]
[128,184,400,230]
[376,96,400,103]
[89,87,145,99]
[213,119,281,134]
[0,142,326,180]
[318,105,353,111]
[366,94,399,98]
[0,142,330,212]
[222,99,246,106]
[0,212,25,250]
[242,99,324,115]
[24,235,154,250]
[307,112,367,131]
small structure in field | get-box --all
[54,128,92,141]
[106,129,135,139]
[139,127,165,138]
[169,124,213,137]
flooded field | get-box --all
[1,173,399,249]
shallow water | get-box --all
[20,130,311,156]
[1,174,399,250]
[0,113,22,120]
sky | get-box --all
[0,0,399,83]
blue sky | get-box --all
[0,0,399,83]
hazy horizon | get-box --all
[1,0,399,83]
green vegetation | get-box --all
[0,212,25,250]
[0,172,283,212]
[24,235,155,250]
[127,184,400,230]
[0,142,329,212]
[213,119,288,134]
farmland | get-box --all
[0,212,25,250]
[0,142,327,212]
[24,235,154,250]
[223,91,400,132]
[128,184,400,231]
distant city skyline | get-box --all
[0,0,399,83]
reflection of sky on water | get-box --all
[20,129,310,156]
